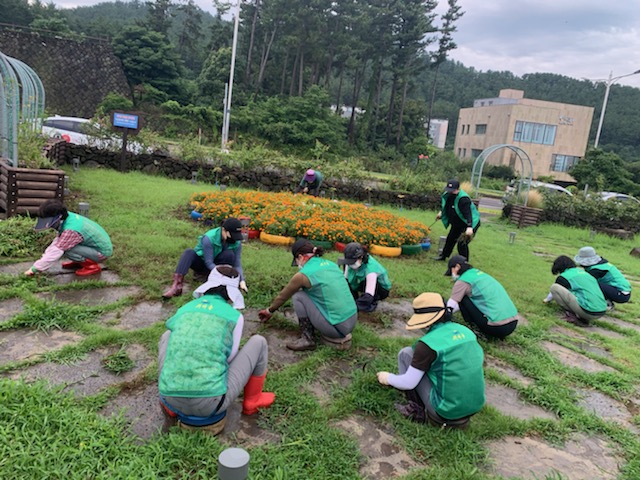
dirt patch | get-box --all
[222,401,281,447]
[0,329,82,364]
[486,434,622,480]
[306,359,354,405]
[550,326,612,359]
[589,326,626,340]
[575,388,638,433]
[100,301,176,331]
[36,286,142,306]
[515,313,530,327]
[0,297,24,323]
[8,344,152,396]
[334,415,421,478]
[485,356,533,386]
[541,341,615,373]
[486,383,556,420]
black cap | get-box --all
[222,217,243,241]
[291,238,313,266]
[34,215,61,231]
[444,179,460,193]
[338,242,365,265]
[445,255,467,276]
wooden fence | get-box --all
[0,160,65,217]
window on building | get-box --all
[513,121,556,145]
[463,148,467,157]
[475,124,487,135]
[550,154,580,172]
[471,149,482,158]
[457,148,462,156]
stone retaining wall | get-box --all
[48,142,440,210]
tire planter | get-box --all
[401,244,423,255]
[304,239,333,249]
[260,231,296,246]
[247,229,260,240]
[370,244,402,257]
[334,242,347,253]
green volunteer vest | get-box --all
[301,256,357,326]
[346,256,392,291]
[300,171,324,187]
[194,227,239,259]
[586,263,631,292]
[419,322,485,420]
[459,268,517,323]
[159,295,240,398]
[60,213,113,257]
[440,190,480,229]
[560,267,607,313]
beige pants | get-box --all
[550,284,604,322]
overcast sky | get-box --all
[51,0,640,88]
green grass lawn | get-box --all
[1,168,640,479]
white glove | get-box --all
[436,212,442,220]
[465,227,474,238]
[543,292,553,304]
[239,280,248,293]
[377,371,390,386]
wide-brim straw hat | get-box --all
[406,292,446,330]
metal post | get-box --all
[218,447,250,480]
[438,236,447,256]
[78,202,89,217]
[191,171,198,184]
[72,157,80,171]
[221,0,241,151]
[508,232,516,244]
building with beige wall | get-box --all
[453,89,594,183]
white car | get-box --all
[598,191,640,204]
[42,115,147,153]
[503,180,573,203]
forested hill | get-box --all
[3,0,640,160]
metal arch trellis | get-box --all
[470,144,533,206]
[0,51,46,167]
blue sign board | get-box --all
[113,112,139,129]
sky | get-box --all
[50,0,640,89]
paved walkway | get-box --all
[0,260,635,478]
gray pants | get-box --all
[65,245,106,262]
[398,346,439,418]
[292,291,357,338]
[550,284,604,322]
[158,333,269,417]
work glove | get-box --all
[436,212,442,220]
[356,293,377,312]
[377,371,390,385]
[465,227,474,238]
[239,281,248,293]
[258,309,272,322]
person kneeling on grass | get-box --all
[574,246,631,308]
[376,292,485,429]
[159,265,275,432]
[258,239,357,351]
[543,255,607,326]
[337,242,392,313]
[24,199,112,277]
[444,255,518,339]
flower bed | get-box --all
[190,190,430,247]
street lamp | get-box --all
[221,0,241,151]
[588,69,640,148]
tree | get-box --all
[1,0,34,26]
[144,0,173,35]
[112,26,186,102]
[569,149,632,193]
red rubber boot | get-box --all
[242,373,275,415]
[61,260,83,269]
[75,259,102,276]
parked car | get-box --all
[503,180,572,203]
[598,191,640,204]
[42,115,148,153]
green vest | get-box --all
[419,322,485,420]
[301,256,357,326]
[194,227,239,259]
[60,213,113,257]
[586,263,631,292]
[440,190,480,229]
[459,268,517,323]
[346,256,392,291]
[159,295,240,398]
[560,267,607,313]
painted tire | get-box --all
[247,229,260,240]
[401,244,423,255]
[334,242,347,253]
[370,244,402,257]
[307,239,333,249]
[260,231,296,246]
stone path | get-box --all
[1,260,636,478]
